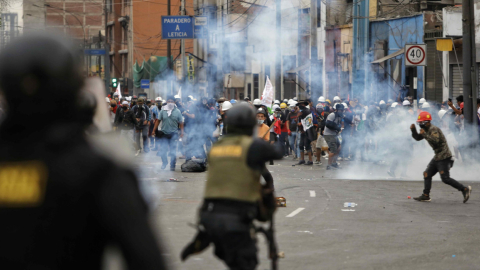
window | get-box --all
[108,25,113,43]
[248,83,252,99]
[107,0,113,13]
[253,74,259,99]
[317,0,321,27]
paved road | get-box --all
[133,156,480,270]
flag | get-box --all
[301,113,314,131]
[261,76,274,109]
[115,84,122,99]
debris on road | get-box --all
[276,197,287,207]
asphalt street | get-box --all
[132,155,480,270]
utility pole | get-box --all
[104,1,110,94]
[167,0,172,95]
[310,0,322,101]
[462,0,473,124]
[181,0,186,98]
[275,0,281,100]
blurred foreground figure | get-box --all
[410,111,471,203]
[0,34,166,269]
[181,103,283,270]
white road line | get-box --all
[309,190,316,197]
[286,208,305,217]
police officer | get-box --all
[411,111,472,203]
[0,34,166,269]
[181,103,283,269]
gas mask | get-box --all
[417,121,430,131]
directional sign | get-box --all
[161,16,194,39]
[405,44,426,66]
[194,16,208,39]
[140,79,150,89]
[84,49,106,55]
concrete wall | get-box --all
[442,7,462,101]
[23,0,46,33]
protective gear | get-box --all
[316,105,324,115]
[272,104,280,111]
[419,98,426,104]
[283,99,288,103]
[155,97,162,101]
[165,103,175,111]
[335,103,345,111]
[326,99,331,104]
[274,100,280,104]
[438,109,447,120]
[417,111,432,122]
[256,108,267,118]
[230,99,236,104]
[225,103,257,136]
[280,103,287,109]
[0,34,84,124]
[222,101,233,111]
[341,102,348,110]
[217,97,226,103]
[403,100,411,106]
[288,99,294,105]
[391,102,398,108]
[293,97,298,101]
[174,95,180,99]
[318,96,326,102]
[333,96,341,102]
[257,119,264,125]
[253,99,262,106]
[422,102,431,109]
[379,100,385,105]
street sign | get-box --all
[194,16,208,39]
[84,49,106,55]
[161,16,194,39]
[140,79,150,89]
[405,44,426,66]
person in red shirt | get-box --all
[274,106,289,157]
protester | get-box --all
[152,96,185,171]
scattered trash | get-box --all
[344,202,357,208]
[408,196,411,199]
[297,231,313,234]
[168,178,178,182]
[452,255,456,258]
[276,197,286,207]
[341,209,355,212]
[278,251,285,258]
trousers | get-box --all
[423,158,465,195]
[158,133,178,168]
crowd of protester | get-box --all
[105,91,480,173]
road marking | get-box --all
[309,190,316,197]
[286,208,305,217]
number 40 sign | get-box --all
[405,44,427,66]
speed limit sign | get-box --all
[405,44,426,66]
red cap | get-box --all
[417,111,432,122]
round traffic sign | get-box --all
[406,45,425,65]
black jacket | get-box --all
[0,124,166,270]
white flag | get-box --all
[115,84,122,99]
[261,76,274,109]
[301,113,314,131]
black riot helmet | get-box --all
[225,103,257,136]
[0,34,83,128]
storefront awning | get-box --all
[371,48,404,64]
[287,60,310,73]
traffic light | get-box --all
[111,78,117,88]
